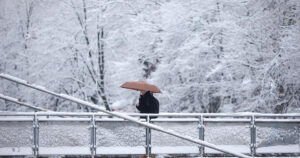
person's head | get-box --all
[140,90,147,95]
[140,90,152,95]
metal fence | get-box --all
[0,112,299,157]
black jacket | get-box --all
[136,91,159,118]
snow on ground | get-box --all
[97,121,145,147]
[0,121,32,148]
[39,121,90,147]
[205,123,250,145]
[0,145,299,155]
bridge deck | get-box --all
[0,145,299,156]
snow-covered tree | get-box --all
[0,0,299,113]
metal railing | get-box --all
[0,112,299,157]
[1,73,299,157]
[0,73,253,158]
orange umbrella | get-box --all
[121,81,161,93]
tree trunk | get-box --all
[97,26,110,111]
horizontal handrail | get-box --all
[0,111,299,117]
[0,114,299,123]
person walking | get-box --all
[136,90,159,119]
[120,81,161,119]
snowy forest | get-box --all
[0,0,299,113]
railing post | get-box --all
[198,115,205,157]
[298,124,300,152]
[250,115,256,157]
[32,113,39,157]
[145,115,152,158]
[90,114,96,157]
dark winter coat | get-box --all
[136,91,159,119]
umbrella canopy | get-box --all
[121,81,161,93]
